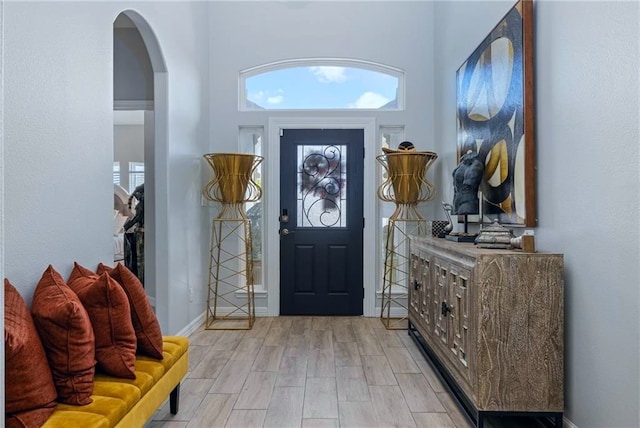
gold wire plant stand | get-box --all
[203,153,263,330]
[377,148,438,330]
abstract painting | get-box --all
[456,0,535,226]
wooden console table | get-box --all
[408,236,564,427]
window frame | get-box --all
[128,161,145,194]
[238,126,266,294]
[239,58,405,111]
[113,161,121,186]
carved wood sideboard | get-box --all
[408,236,564,428]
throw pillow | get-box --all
[68,262,137,379]
[4,279,58,427]
[31,265,95,405]
[97,262,163,359]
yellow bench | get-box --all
[42,336,189,428]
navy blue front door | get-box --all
[279,129,364,315]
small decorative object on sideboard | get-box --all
[452,151,484,215]
[446,151,484,243]
[429,220,450,238]
[439,202,455,238]
[510,229,536,252]
[474,220,514,249]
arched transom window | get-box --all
[240,59,404,111]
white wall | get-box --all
[3,1,210,338]
[208,1,437,314]
[5,1,116,303]
[208,1,435,151]
[114,27,154,102]
[0,0,6,414]
[149,2,210,333]
[433,1,640,427]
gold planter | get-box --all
[377,150,438,209]
[377,149,438,329]
[203,153,262,206]
[203,153,263,330]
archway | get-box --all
[113,10,170,331]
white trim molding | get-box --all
[176,312,205,338]
[114,100,154,111]
[176,308,270,338]
[266,117,378,317]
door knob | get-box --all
[281,228,291,235]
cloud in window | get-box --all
[267,95,284,104]
[250,90,265,102]
[309,66,347,83]
[348,92,390,109]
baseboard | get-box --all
[177,307,270,337]
[376,307,408,318]
[211,306,269,317]
[176,312,206,337]
[563,416,578,428]
[178,308,403,338]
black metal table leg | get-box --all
[170,383,181,414]
[554,414,563,428]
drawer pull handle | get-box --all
[441,301,452,316]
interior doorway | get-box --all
[112,110,152,290]
[113,11,153,299]
[112,11,170,330]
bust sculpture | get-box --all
[124,183,144,231]
[452,150,484,215]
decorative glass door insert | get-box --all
[297,144,347,228]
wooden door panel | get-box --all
[280,129,364,316]
[327,245,348,293]
[293,245,315,293]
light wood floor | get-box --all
[150,317,546,428]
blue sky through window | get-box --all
[245,66,399,110]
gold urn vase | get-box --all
[202,153,263,330]
[376,147,438,330]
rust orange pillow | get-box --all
[31,265,95,405]
[97,262,163,359]
[4,279,58,427]
[68,262,137,378]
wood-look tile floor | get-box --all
[150,317,546,428]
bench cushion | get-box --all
[41,336,189,428]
